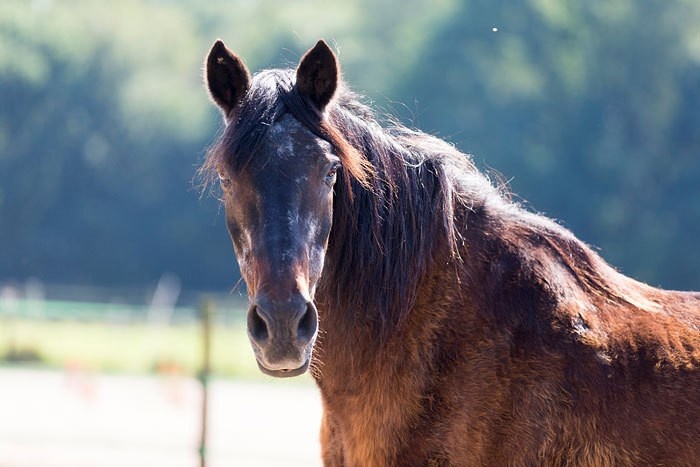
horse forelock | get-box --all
[201,69,372,190]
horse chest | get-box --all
[312,333,461,466]
[317,377,427,467]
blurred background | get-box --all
[0,0,698,465]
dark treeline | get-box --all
[1,0,698,291]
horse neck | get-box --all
[312,248,475,385]
[312,199,484,382]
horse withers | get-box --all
[202,39,700,466]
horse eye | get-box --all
[324,163,340,185]
[218,173,232,189]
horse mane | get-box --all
[201,69,471,335]
[201,67,655,341]
[320,102,483,336]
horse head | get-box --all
[204,40,342,377]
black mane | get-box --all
[204,68,495,336]
[203,67,632,339]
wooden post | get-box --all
[198,299,213,467]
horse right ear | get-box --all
[205,40,251,122]
[296,40,338,112]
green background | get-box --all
[1,0,699,293]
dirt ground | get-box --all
[0,368,322,467]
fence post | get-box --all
[198,299,214,467]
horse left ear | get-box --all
[205,40,251,122]
[296,40,339,112]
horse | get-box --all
[201,39,700,466]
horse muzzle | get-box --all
[246,293,318,378]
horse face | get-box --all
[218,114,338,377]
[206,39,340,377]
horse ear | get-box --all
[205,40,251,121]
[296,40,339,112]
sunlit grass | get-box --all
[0,298,317,383]
[0,318,263,379]
[0,297,253,373]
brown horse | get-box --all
[202,39,700,466]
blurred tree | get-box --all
[397,0,700,290]
[0,1,229,289]
[0,0,697,293]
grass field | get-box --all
[0,298,298,380]
[0,318,264,378]
[0,298,322,467]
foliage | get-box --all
[0,0,224,287]
[0,0,698,291]
[397,0,700,289]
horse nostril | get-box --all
[297,302,318,344]
[248,305,269,343]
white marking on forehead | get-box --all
[275,134,295,159]
[269,114,333,160]
[269,114,300,136]
[269,116,296,159]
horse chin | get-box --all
[256,358,310,378]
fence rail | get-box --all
[0,277,248,324]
